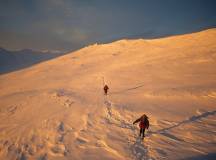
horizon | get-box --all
[1,0,216,52]
[0,2,216,159]
[0,27,215,53]
[0,26,216,160]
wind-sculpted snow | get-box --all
[0,29,216,159]
[104,99,152,160]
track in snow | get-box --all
[104,99,151,160]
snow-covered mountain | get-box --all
[0,29,216,160]
[0,48,63,74]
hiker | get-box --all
[104,84,109,95]
[133,114,149,139]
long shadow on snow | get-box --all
[110,84,145,95]
[131,137,151,160]
[147,110,216,136]
[179,152,216,160]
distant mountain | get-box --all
[0,47,64,74]
[0,28,216,160]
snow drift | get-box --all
[0,29,216,160]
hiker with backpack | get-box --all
[133,114,149,139]
[104,84,109,95]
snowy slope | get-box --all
[0,29,216,160]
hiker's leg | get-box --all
[139,128,142,136]
[142,128,145,137]
[140,128,145,139]
[140,128,143,139]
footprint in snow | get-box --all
[131,137,150,160]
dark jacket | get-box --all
[104,85,109,91]
[133,115,149,129]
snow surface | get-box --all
[0,29,216,160]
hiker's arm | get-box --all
[133,118,140,124]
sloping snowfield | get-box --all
[0,29,216,160]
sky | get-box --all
[0,0,216,52]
